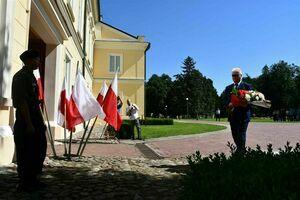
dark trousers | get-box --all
[229,121,249,152]
[131,118,141,139]
[14,128,47,184]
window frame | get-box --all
[108,54,123,74]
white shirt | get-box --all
[126,103,139,120]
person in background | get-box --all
[12,49,47,192]
[222,67,253,153]
[215,108,221,121]
[117,96,123,114]
[126,99,141,140]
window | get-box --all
[109,54,122,73]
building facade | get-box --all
[0,0,150,165]
[93,21,150,117]
[0,0,100,165]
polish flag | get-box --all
[67,72,106,128]
[33,69,44,101]
[96,81,108,106]
[102,73,122,131]
[57,78,70,129]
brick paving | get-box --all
[146,120,300,157]
[54,120,299,159]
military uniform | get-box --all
[12,67,47,186]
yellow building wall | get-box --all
[101,27,131,40]
[0,0,31,122]
[119,81,145,118]
[11,0,31,75]
[0,107,10,126]
[93,46,146,117]
[0,0,31,165]
[94,49,145,79]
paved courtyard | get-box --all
[146,120,300,157]
[0,120,299,199]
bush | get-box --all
[122,118,174,126]
[117,123,133,139]
[179,142,300,200]
[140,118,174,125]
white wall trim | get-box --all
[0,0,16,105]
[32,0,63,44]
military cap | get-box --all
[19,49,39,62]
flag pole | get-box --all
[63,78,67,156]
[79,116,98,157]
[41,104,57,157]
[99,122,108,139]
[67,61,79,158]
[76,119,91,156]
[68,129,73,159]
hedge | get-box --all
[122,118,174,125]
[179,142,300,200]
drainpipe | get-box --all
[82,0,87,128]
[82,0,87,77]
[144,42,151,118]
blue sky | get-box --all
[101,0,300,94]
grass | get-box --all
[140,122,226,139]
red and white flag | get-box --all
[33,69,44,101]
[67,72,106,128]
[102,73,122,131]
[57,77,70,129]
[97,81,108,106]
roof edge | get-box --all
[100,21,138,40]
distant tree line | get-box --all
[236,61,300,120]
[146,58,300,120]
[146,56,218,118]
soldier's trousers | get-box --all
[14,127,47,184]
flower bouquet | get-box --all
[231,89,271,108]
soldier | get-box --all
[12,49,47,192]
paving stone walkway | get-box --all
[0,156,188,200]
[0,120,299,199]
[146,120,300,157]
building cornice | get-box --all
[94,77,145,82]
[95,40,149,51]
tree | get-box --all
[261,61,295,110]
[169,56,218,118]
[243,61,299,113]
[145,74,172,117]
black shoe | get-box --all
[16,183,36,192]
[34,180,47,189]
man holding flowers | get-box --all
[222,67,253,153]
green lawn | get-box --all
[140,122,226,139]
